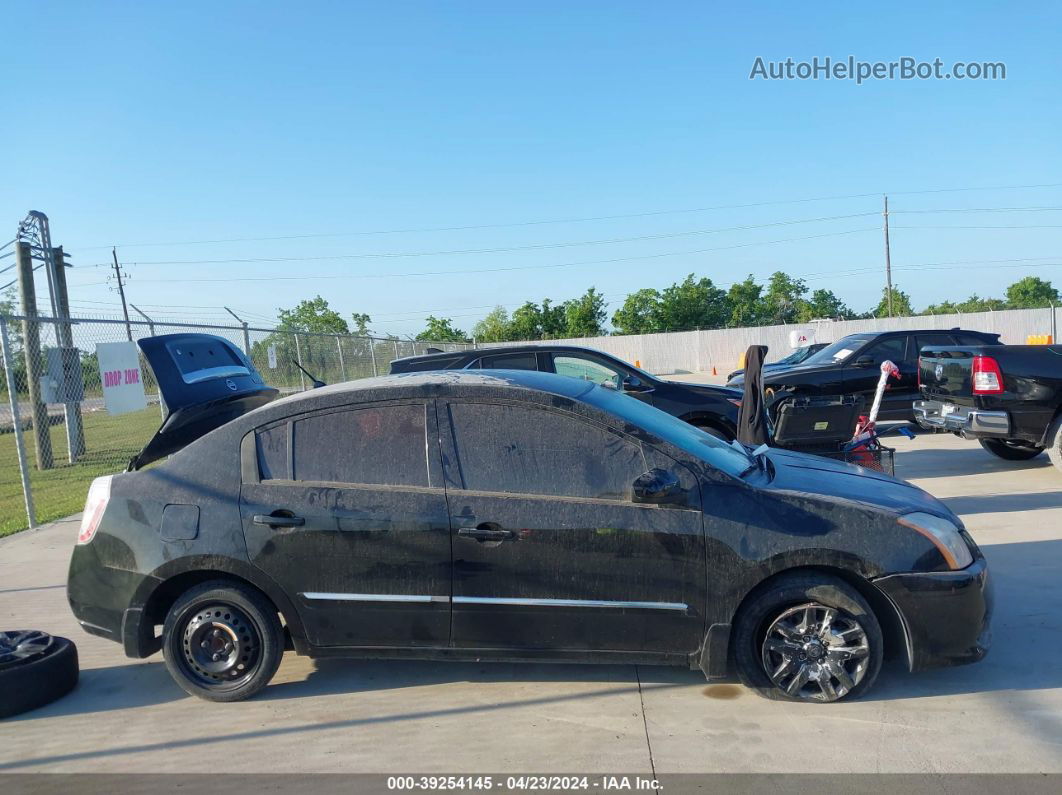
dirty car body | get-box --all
[68,334,991,704]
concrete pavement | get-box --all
[1,432,1060,773]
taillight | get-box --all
[972,355,1004,394]
[727,398,742,407]
[77,476,112,545]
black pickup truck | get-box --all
[914,344,1062,472]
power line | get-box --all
[99,212,880,267]
[72,181,1062,249]
[122,227,882,284]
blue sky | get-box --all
[3,1,1060,336]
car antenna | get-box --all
[291,359,326,389]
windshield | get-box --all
[803,335,873,365]
[583,384,751,478]
[776,345,818,365]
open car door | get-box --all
[130,333,278,470]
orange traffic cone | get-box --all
[711,366,717,376]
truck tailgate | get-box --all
[918,347,979,402]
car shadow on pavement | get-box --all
[942,491,1062,515]
[897,445,1054,480]
[260,659,662,701]
[5,660,185,722]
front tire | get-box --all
[733,573,883,703]
[1046,414,1062,474]
[978,438,1044,461]
[162,580,283,703]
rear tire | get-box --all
[978,438,1044,461]
[733,573,883,703]
[1046,415,1062,474]
[162,580,283,703]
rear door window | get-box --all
[290,404,429,486]
[471,352,540,371]
[447,402,677,500]
[859,336,908,364]
[915,333,960,356]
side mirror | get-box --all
[854,356,875,368]
[622,375,652,393]
[632,468,682,505]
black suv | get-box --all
[390,344,742,439]
[727,328,1002,422]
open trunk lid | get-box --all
[130,333,278,470]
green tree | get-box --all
[726,275,766,327]
[350,312,373,336]
[562,287,607,337]
[871,286,914,318]
[1006,276,1059,309]
[416,315,467,342]
[508,302,545,341]
[539,298,567,338]
[797,289,855,321]
[924,295,1008,314]
[763,271,808,324]
[472,306,513,342]
[612,288,661,335]
[656,274,728,331]
[276,296,350,334]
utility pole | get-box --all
[52,246,85,459]
[16,242,53,470]
[111,247,132,341]
[883,194,894,318]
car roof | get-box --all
[392,344,617,364]
[268,368,596,412]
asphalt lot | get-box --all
[1,431,1060,774]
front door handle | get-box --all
[457,526,515,542]
[253,513,305,528]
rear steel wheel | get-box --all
[162,581,283,702]
[761,603,871,703]
[179,604,262,690]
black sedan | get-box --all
[390,344,742,440]
[68,334,991,704]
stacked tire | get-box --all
[0,630,79,718]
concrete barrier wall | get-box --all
[499,306,1060,375]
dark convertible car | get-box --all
[68,334,991,704]
[390,344,742,440]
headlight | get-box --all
[897,512,973,570]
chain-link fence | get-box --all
[0,313,474,536]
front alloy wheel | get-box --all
[761,603,870,702]
[733,573,883,702]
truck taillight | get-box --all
[972,355,1004,394]
[77,476,112,545]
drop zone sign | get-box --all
[96,341,148,416]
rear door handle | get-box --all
[253,514,305,528]
[457,527,515,542]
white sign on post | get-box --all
[268,344,278,369]
[97,341,148,416]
